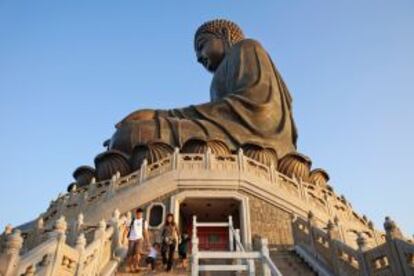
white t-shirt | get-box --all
[127,218,148,241]
[148,247,157,258]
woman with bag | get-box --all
[161,213,179,272]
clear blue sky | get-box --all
[0,1,413,235]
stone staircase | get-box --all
[270,249,316,276]
[116,267,188,276]
[115,259,188,276]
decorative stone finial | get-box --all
[76,233,86,250]
[356,232,367,251]
[6,229,23,254]
[142,158,148,167]
[112,209,120,221]
[384,216,403,239]
[36,217,44,230]
[4,224,13,235]
[94,220,107,240]
[368,220,374,230]
[98,219,107,231]
[54,216,67,234]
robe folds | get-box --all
[110,39,297,158]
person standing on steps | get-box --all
[123,208,149,272]
[161,213,180,272]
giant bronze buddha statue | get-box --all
[72,19,312,186]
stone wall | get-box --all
[247,194,293,249]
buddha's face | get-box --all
[195,33,226,73]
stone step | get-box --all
[116,266,188,276]
[269,249,316,276]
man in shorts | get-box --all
[124,208,149,272]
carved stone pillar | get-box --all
[0,229,23,276]
[306,211,317,256]
[326,220,341,275]
[356,232,370,276]
[75,233,86,274]
[383,216,404,275]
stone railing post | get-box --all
[24,216,44,252]
[356,232,370,276]
[139,159,148,183]
[383,216,405,275]
[306,211,317,256]
[0,229,23,276]
[94,219,107,240]
[55,198,65,219]
[75,233,86,275]
[260,238,271,276]
[290,214,300,246]
[205,147,212,169]
[247,258,256,276]
[93,220,107,273]
[172,147,180,170]
[191,236,199,276]
[79,190,89,212]
[107,172,120,198]
[269,163,276,184]
[35,216,44,245]
[326,220,342,275]
[192,215,197,241]
[48,216,68,275]
[69,213,84,246]
[228,216,234,251]
[237,148,245,172]
[333,216,345,242]
[110,209,126,262]
[234,229,242,268]
[0,224,13,252]
[234,229,241,251]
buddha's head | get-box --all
[194,19,245,73]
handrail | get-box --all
[263,254,283,276]
[0,210,127,276]
[292,215,414,276]
[191,215,282,276]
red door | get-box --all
[189,226,229,251]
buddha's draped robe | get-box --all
[110,39,297,158]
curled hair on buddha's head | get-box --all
[194,19,245,50]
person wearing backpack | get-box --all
[123,208,149,272]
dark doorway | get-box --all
[179,197,240,251]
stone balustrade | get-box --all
[5,150,385,257]
[292,214,414,275]
[0,210,126,276]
